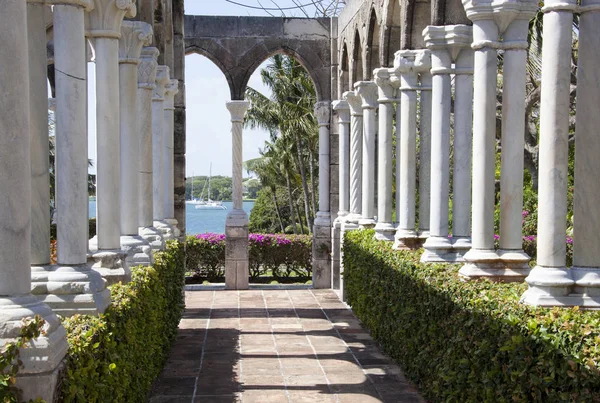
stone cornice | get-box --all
[354,81,378,109]
[138,46,159,89]
[86,0,137,39]
[374,68,396,103]
[226,100,250,123]
[48,0,94,10]
[314,101,331,126]
[332,100,350,124]
[342,91,363,117]
[153,66,170,101]
[119,21,152,64]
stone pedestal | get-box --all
[355,81,377,229]
[421,25,473,263]
[225,101,250,290]
[0,3,68,398]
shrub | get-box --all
[343,229,600,402]
[186,233,312,280]
[59,240,185,402]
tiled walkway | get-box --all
[149,289,424,403]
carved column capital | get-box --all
[138,46,159,89]
[332,100,350,124]
[423,25,473,74]
[314,101,331,126]
[86,0,137,39]
[393,49,432,90]
[226,100,250,123]
[164,79,179,110]
[153,65,170,101]
[343,90,363,116]
[354,81,378,109]
[374,68,396,102]
[119,21,152,64]
[462,0,538,38]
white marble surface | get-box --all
[332,100,350,219]
[163,79,179,221]
[153,66,170,221]
[226,100,250,211]
[342,90,363,229]
[355,81,377,228]
[314,101,331,227]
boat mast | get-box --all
[208,163,212,201]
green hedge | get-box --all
[343,229,600,402]
[59,240,185,402]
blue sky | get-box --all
[86,0,322,177]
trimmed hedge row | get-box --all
[186,233,312,281]
[343,229,600,402]
[59,240,185,402]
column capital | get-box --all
[47,0,94,10]
[462,0,538,37]
[342,90,363,116]
[226,100,250,123]
[423,25,473,68]
[314,101,331,126]
[354,81,378,109]
[138,46,159,89]
[86,0,137,39]
[153,66,170,101]
[374,68,396,102]
[164,79,179,110]
[393,49,432,75]
[332,100,350,123]
[119,21,153,65]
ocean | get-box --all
[88,200,255,235]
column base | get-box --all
[0,295,68,402]
[139,226,165,251]
[120,235,153,267]
[572,267,600,297]
[392,229,422,250]
[312,223,332,289]
[31,264,111,316]
[521,265,576,307]
[341,214,361,232]
[459,249,531,282]
[88,239,131,286]
[314,211,331,228]
[421,236,471,263]
[154,220,175,241]
[225,209,249,290]
[358,217,376,229]
[163,217,181,238]
[374,222,396,241]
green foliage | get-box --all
[249,187,306,234]
[0,316,46,403]
[50,218,96,241]
[186,233,312,281]
[59,241,185,402]
[343,229,600,402]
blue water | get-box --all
[89,200,254,235]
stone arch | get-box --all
[339,42,350,95]
[365,7,381,79]
[184,16,331,101]
[351,29,363,84]
[381,0,402,66]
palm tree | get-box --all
[245,55,318,231]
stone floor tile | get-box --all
[287,390,336,403]
[194,395,241,403]
[151,377,197,396]
[242,390,289,403]
[149,396,194,403]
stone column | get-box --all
[393,49,431,250]
[521,0,576,305]
[341,90,363,232]
[137,47,165,251]
[0,1,68,398]
[152,66,174,240]
[331,100,350,290]
[459,0,537,280]
[28,0,50,267]
[31,0,110,316]
[225,100,250,290]
[163,78,180,236]
[313,101,332,289]
[421,25,473,262]
[87,0,136,285]
[355,81,378,229]
[373,69,396,241]
[418,64,432,241]
[118,21,153,267]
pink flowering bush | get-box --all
[186,233,312,281]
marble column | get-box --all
[341,91,363,232]
[87,0,136,285]
[331,100,350,290]
[28,0,50,267]
[421,25,473,262]
[163,79,180,237]
[137,47,165,251]
[31,0,110,316]
[0,1,68,398]
[313,101,332,289]
[355,81,378,229]
[520,0,577,305]
[393,49,431,250]
[419,64,432,241]
[118,21,153,267]
[460,0,537,280]
[152,66,174,240]
[373,69,396,241]
[225,100,250,290]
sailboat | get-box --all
[186,172,204,205]
[195,163,227,210]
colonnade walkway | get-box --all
[149,289,424,402]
